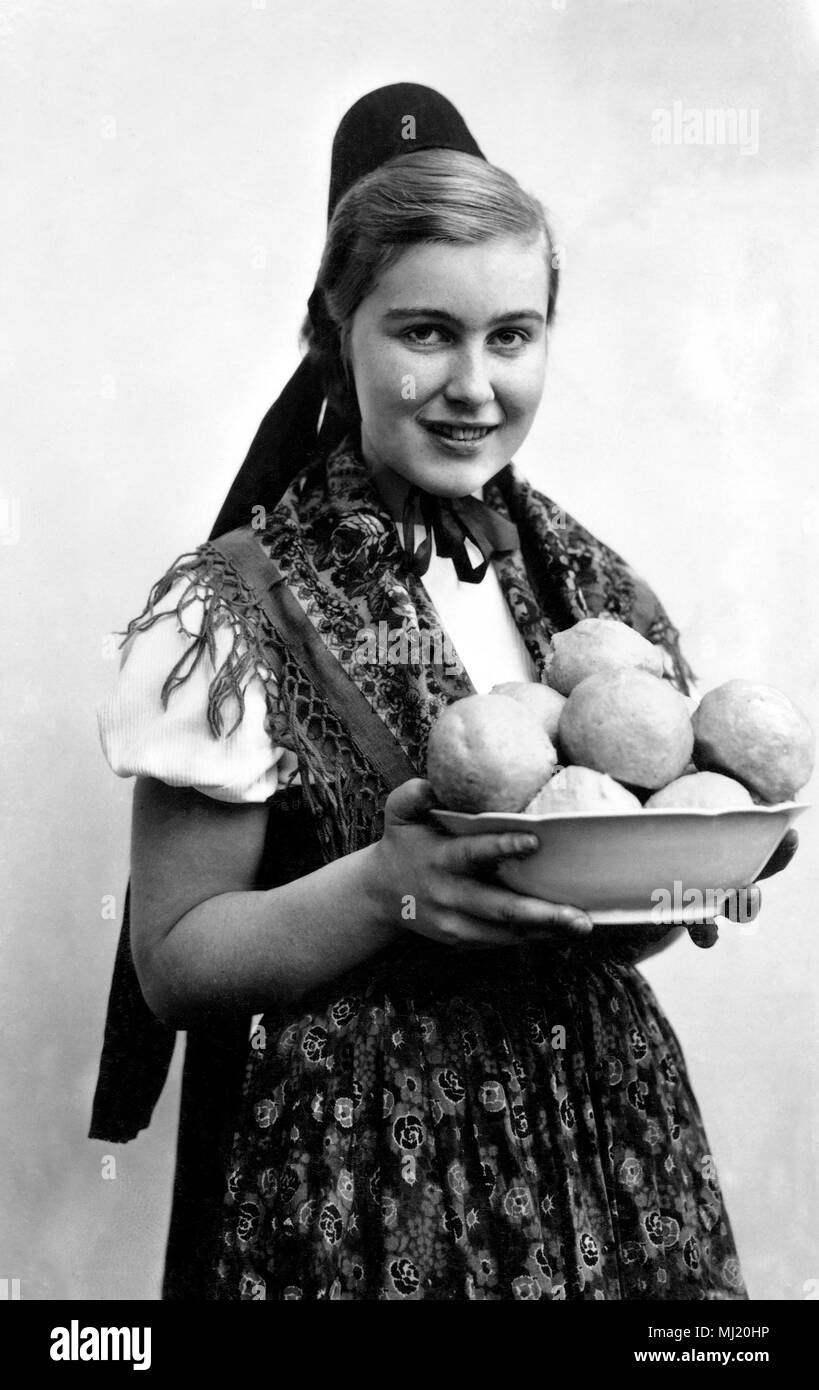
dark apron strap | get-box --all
[211,527,418,788]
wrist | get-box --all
[357,841,406,945]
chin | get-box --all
[395,433,513,496]
[411,463,501,497]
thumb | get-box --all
[384,777,439,826]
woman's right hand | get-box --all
[369,778,593,950]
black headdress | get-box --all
[209,83,485,541]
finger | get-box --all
[756,829,799,881]
[447,881,592,936]
[687,920,719,950]
[384,777,439,825]
[443,831,541,877]
[435,912,542,949]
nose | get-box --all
[443,345,495,410]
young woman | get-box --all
[91,84,792,1301]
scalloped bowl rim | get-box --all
[427,801,810,922]
[430,800,810,825]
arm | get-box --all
[130,776,400,1026]
[131,776,595,1029]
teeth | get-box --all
[430,425,491,441]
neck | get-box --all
[364,453,485,522]
[368,461,413,522]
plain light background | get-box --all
[2,0,817,1300]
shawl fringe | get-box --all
[122,542,386,868]
[663,628,697,697]
[123,547,271,739]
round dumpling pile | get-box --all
[426,617,814,813]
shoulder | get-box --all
[125,530,284,716]
[97,535,297,803]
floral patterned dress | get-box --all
[129,435,748,1301]
[214,933,745,1301]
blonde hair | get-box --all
[305,148,558,421]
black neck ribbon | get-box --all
[400,484,520,584]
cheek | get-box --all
[499,354,547,417]
[355,346,414,411]
[356,343,436,418]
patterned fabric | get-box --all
[128,433,744,1300]
[258,431,696,733]
[125,432,694,858]
[215,945,745,1301]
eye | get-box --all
[401,325,450,346]
[491,328,530,349]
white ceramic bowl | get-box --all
[429,802,809,924]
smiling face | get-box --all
[346,234,551,508]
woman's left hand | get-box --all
[688,829,799,949]
[686,882,763,949]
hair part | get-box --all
[304,148,559,422]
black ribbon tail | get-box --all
[399,484,520,584]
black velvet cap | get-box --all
[327,83,484,219]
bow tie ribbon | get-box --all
[400,484,520,584]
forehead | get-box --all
[367,234,550,321]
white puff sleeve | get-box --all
[97,575,299,803]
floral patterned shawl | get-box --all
[128,432,695,863]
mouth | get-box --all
[421,422,499,443]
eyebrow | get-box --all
[381,307,545,327]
